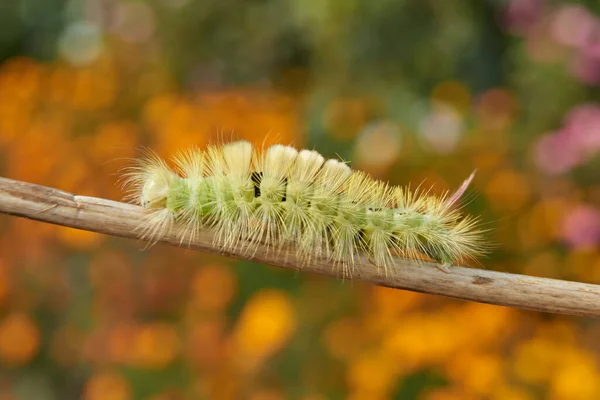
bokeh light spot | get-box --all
[58,21,103,66]
[0,313,40,366]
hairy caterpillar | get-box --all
[122,141,485,276]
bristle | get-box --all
[290,150,325,183]
[262,145,298,179]
[121,140,487,275]
[222,140,253,177]
[281,149,325,262]
[319,159,352,190]
[172,146,206,178]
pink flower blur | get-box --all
[562,205,600,248]
[505,0,545,34]
[551,5,598,48]
[534,103,600,174]
[570,50,600,86]
[534,132,581,174]
[563,104,600,153]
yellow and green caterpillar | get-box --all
[122,141,485,276]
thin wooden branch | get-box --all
[0,176,598,317]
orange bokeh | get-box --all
[230,289,297,370]
[191,264,237,312]
[0,313,40,366]
[83,372,132,400]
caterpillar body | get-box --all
[122,141,485,276]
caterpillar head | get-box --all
[141,169,177,209]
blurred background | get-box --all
[0,0,600,399]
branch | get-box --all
[0,176,598,318]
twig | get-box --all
[0,176,598,317]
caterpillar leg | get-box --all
[434,251,455,273]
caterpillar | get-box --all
[121,140,485,276]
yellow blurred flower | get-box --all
[230,289,297,370]
[371,286,425,317]
[534,320,578,344]
[454,303,514,347]
[384,312,464,369]
[511,329,584,386]
[446,352,504,395]
[347,350,399,395]
[550,350,600,400]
